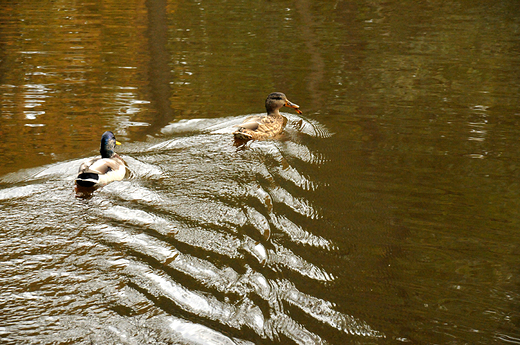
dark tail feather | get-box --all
[75,173,99,188]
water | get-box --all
[2,0,520,344]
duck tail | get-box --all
[75,172,99,188]
[233,130,253,140]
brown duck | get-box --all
[233,92,302,140]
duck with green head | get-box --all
[75,131,126,188]
[233,92,302,141]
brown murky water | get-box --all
[2,0,520,344]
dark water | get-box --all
[2,0,520,344]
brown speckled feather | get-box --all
[233,92,301,141]
[234,114,286,140]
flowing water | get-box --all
[1,0,520,344]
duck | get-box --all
[233,92,302,141]
[75,131,126,188]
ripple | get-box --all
[269,244,334,281]
[164,316,255,345]
[281,141,330,165]
[99,205,177,235]
[270,214,333,249]
[278,280,383,338]
[0,160,79,184]
[269,186,321,219]
[123,156,163,179]
[0,184,45,200]
[100,181,164,204]
[285,113,334,138]
[121,260,268,337]
[244,205,271,239]
[161,118,226,135]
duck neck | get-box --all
[267,108,281,116]
[100,147,115,158]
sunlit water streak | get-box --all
[0,115,383,344]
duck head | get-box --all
[100,131,121,158]
[265,92,303,115]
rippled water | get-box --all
[0,115,382,344]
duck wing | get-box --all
[78,156,124,174]
[79,158,110,174]
[234,115,264,131]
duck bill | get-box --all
[285,100,303,114]
[115,141,122,146]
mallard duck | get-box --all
[233,92,302,140]
[75,131,126,188]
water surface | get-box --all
[1,0,520,344]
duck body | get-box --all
[233,113,287,140]
[233,92,302,141]
[75,131,126,188]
